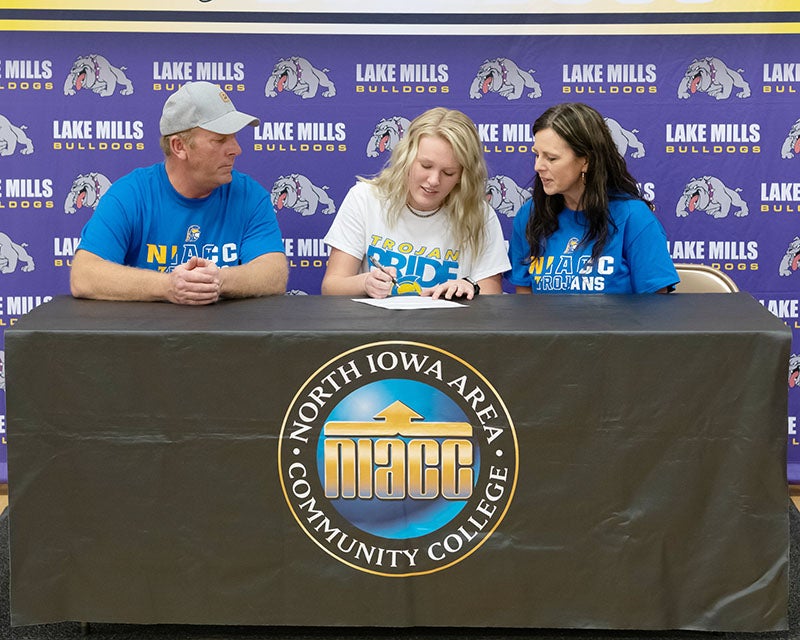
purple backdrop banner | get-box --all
[1,28,799,483]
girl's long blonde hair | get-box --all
[363,107,489,257]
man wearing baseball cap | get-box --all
[71,81,287,305]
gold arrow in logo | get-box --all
[324,400,472,438]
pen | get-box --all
[369,255,398,286]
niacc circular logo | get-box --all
[279,341,518,577]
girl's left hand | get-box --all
[423,279,475,300]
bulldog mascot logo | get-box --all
[675,176,749,218]
[605,117,645,159]
[677,56,750,101]
[366,116,410,158]
[64,172,112,214]
[781,118,800,159]
[0,113,34,156]
[270,174,336,216]
[790,353,800,388]
[469,57,542,101]
[779,237,800,277]
[63,54,134,97]
[485,175,531,217]
[264,56,336,99]
[0,231,35,274]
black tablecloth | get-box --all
[5,294,792,632]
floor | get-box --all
[2,485,799,512]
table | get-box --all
[5,293,792,631]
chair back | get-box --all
[673,263,739,293]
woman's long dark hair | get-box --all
[525,102,651,261]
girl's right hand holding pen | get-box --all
[365,255,397,299]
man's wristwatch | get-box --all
[463,277,480,296]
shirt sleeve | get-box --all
[238,176,286,263]
[506,200,534,287]
[469,204,512,282]
[323,183,370,262]
[621,200,679,293]
[77,178,139,265]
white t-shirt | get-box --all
[324,182,510,291]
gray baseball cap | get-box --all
[159,81,259,136]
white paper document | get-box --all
[352,297,467,310]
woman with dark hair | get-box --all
[507,102,678,294]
